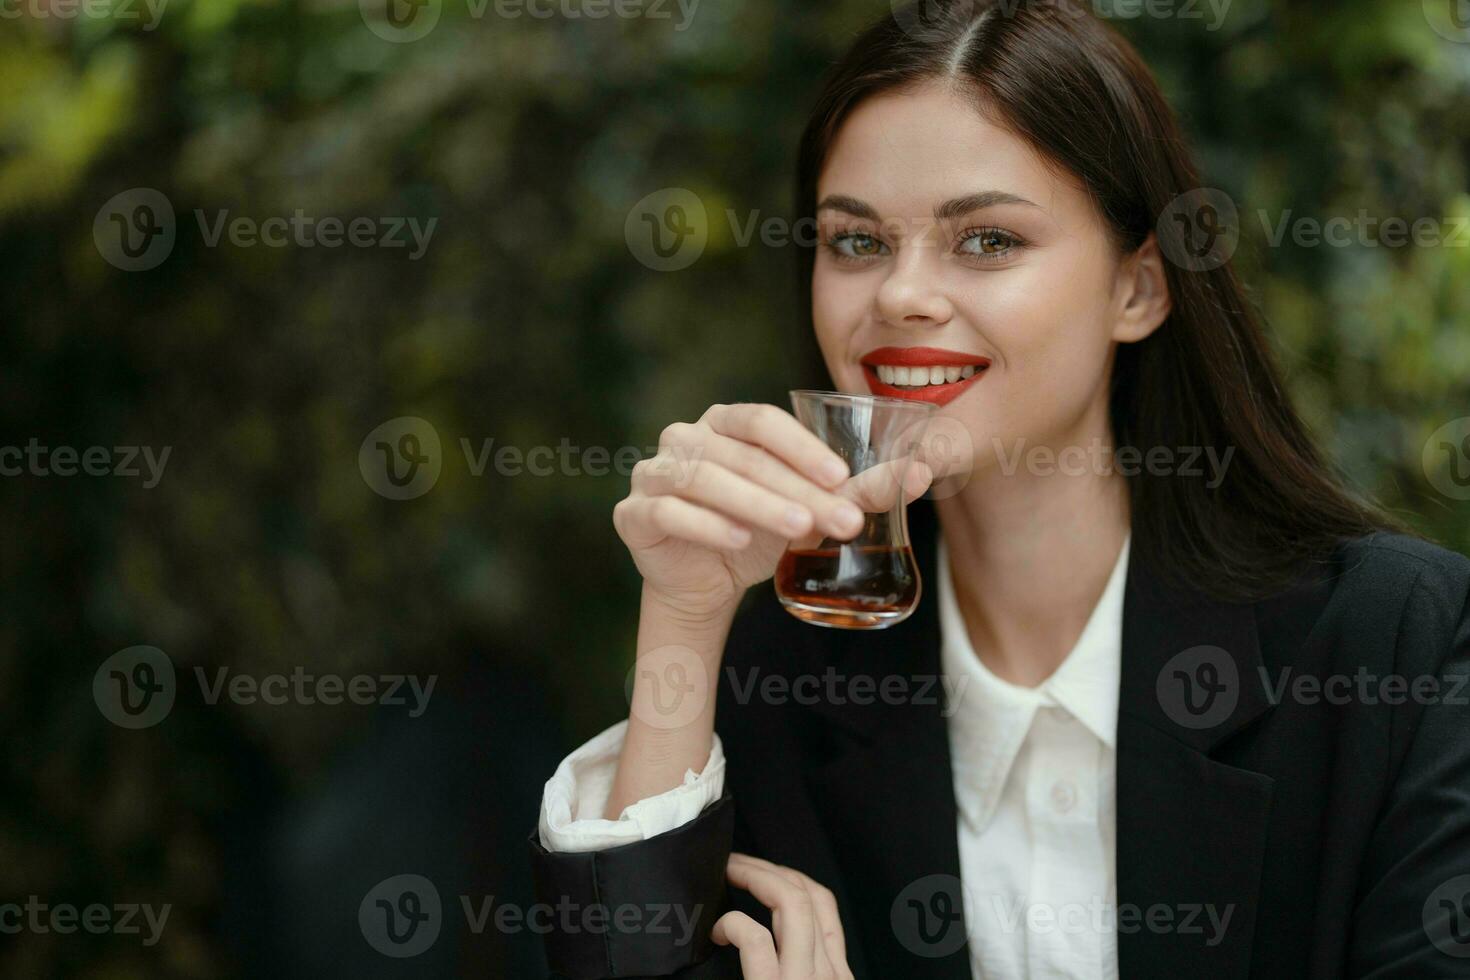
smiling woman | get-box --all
[526,1,1470,978]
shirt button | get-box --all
[1050,780,1077,814]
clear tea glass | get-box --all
[774,390,937,629]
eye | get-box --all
[824,231,890,262]
[957,227,1025,262]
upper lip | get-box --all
[859,346,991,368]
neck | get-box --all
[934,433,1131,688]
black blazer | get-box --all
[530,499,1470,979]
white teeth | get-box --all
[872,362,986,387]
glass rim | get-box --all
[788,389,938,414]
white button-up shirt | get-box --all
[540,535,1131,980]
[938,534,1127,979]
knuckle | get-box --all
[648,495,677,523]
[659,420,694,447]
[751,403,784,432]
[782,883,814,910]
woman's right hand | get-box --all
[605,401,933,815]
[613,402,868,620]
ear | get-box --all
[1111,234,1172,343]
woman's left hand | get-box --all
[711,852,855,979]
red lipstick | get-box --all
[859,346,991,407]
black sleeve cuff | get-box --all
[527,791,735,979]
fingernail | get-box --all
[821,458,849,485]
[836,503,863,530]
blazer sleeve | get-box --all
[1346,558,1470,976]
[528,790,742,979]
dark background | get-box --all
[2,0,1469,976]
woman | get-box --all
[529,1,1470,977]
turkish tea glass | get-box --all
[774,390,936,629]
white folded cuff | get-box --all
[538,719,727,853]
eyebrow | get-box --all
[816,190,1041,222]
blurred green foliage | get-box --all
[1,0,1467,975]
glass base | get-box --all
[777,597,916,630]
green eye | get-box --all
[959,227,1023,259]
[827,232,889,260]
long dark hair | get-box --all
[794,0,1401,601]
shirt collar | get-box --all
[937,532,1129,828]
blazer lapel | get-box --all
[797,501,1277,980]
[1115,543,1276,978]
[804,498,973,980]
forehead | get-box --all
[816,81,1083,219]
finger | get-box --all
[614,494,751,552]
[664,430,865,539]
[711,911,780,980]
[702,403,850,489]
[841,459,934,516]
[731,855,850,971]
[640,456,826,540]
[725,854,817,975]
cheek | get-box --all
[953,249,1117,431]
[973,240,1115,374]
[811,267,873,385]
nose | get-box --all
[874,243,953,329]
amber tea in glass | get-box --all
[774,390,936,629]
